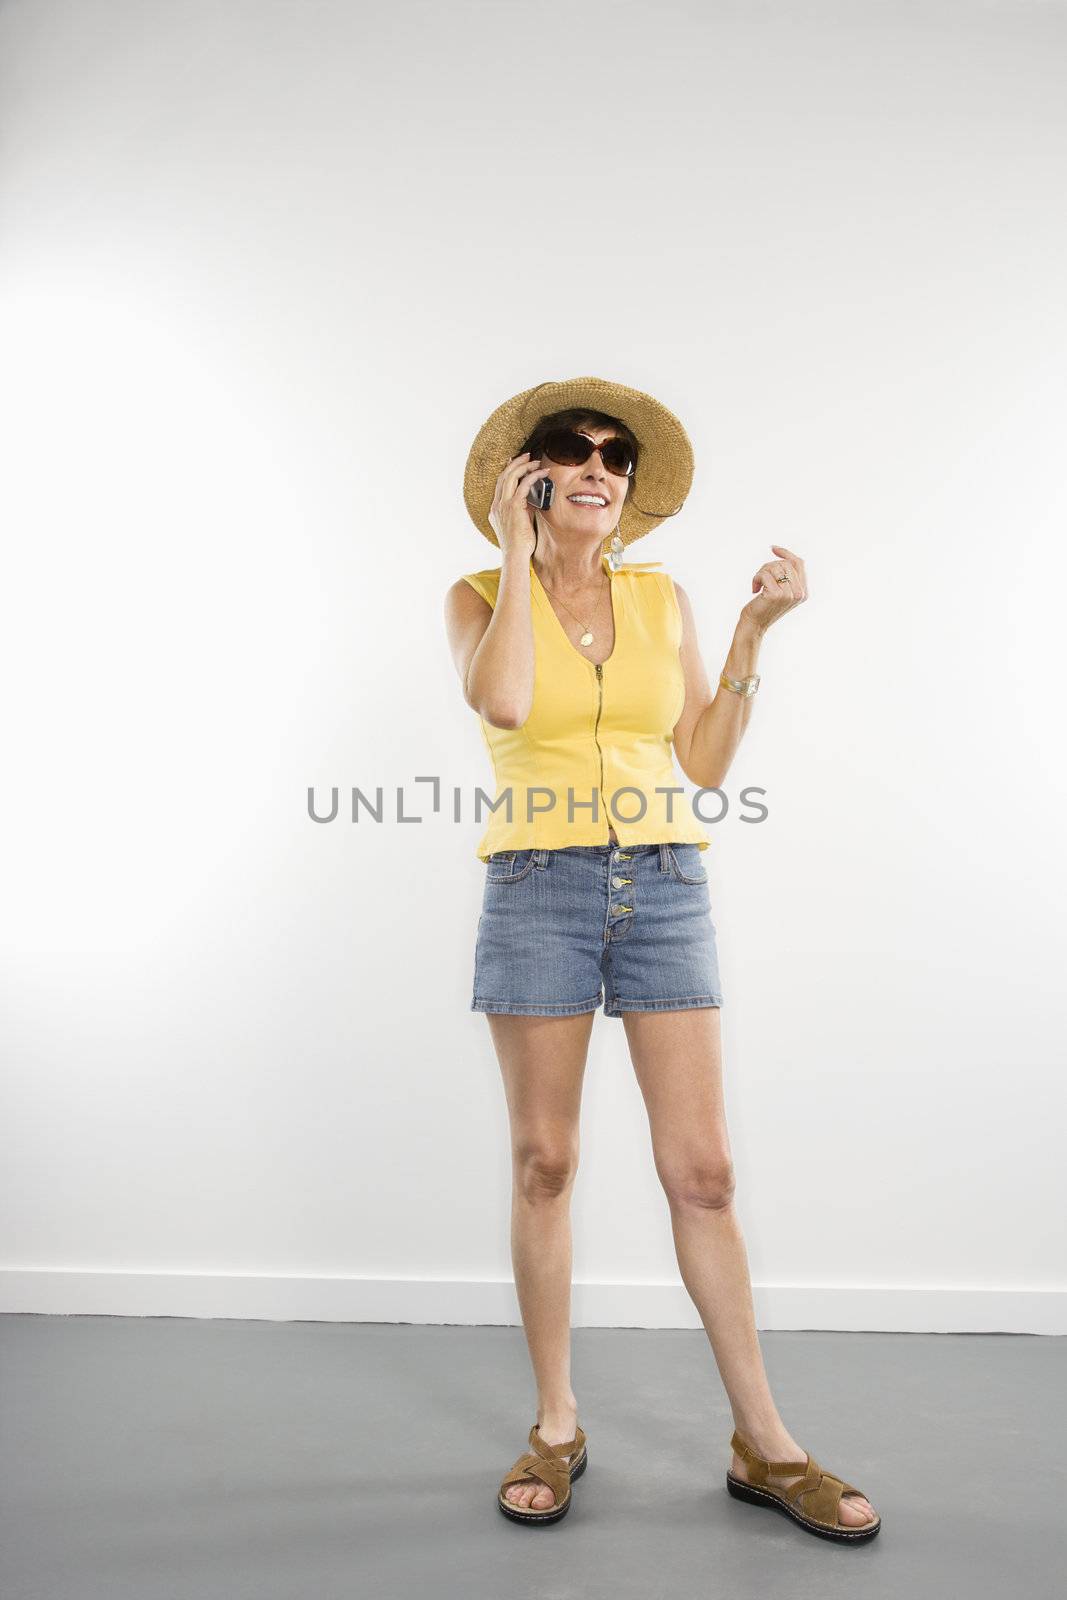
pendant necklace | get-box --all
[539,569,607,647]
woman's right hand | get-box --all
[488,451,546,562]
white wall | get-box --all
[1,0,1064,1332]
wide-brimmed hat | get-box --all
[462,375,694,549]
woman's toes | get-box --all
[839,1493,876,1525]
[506,1481,555,1509]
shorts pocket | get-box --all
[486,849,536,883]
[666,843,708,885]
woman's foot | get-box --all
[503,1409,580,1511]
[730,1427,878,1527]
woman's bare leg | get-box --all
[622,1006,877,1526]
[488,1009,594,1510]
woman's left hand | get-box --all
[740,544,808,634]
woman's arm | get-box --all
[445,449,545,729]
[444,551,536,729]
[671,545,808,790]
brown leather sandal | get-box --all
[497,1422,588,1525]
[726,1428,881,1543]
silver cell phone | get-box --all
[527,475,554,511]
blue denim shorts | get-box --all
[471,842,723,1018]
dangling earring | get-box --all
[605,525,625,573]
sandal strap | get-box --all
[730,1429,808,1484]
[499,1422,585,1503]
[783,1456,854,1525]
[530,1421,584,1462]
[500,1450,569,1500]
[731,1431,868,1528]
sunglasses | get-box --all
[534,427,636,479]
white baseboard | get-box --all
[0,1272,1062,1333]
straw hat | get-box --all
[462,375,694,550]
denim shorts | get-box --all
[471,842,723,1018]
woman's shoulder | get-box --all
[625,562,687,589]
[453,566,501,608]
[617,562,677,597]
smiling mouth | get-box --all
[567,496,608,508]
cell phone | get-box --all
[527,474,554,511]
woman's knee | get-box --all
[512,1137,579,1201]
[658,1150,736,1211]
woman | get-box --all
[443,377,880,1541]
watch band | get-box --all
[720,671,760,698]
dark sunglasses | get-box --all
[535,427,636,479]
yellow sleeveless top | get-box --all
[460,554,712,862]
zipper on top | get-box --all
[594,662,607,840]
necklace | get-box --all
[538,568,608,647]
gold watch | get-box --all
[720,671,760,698]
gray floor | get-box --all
[2,1316,1065,1600]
